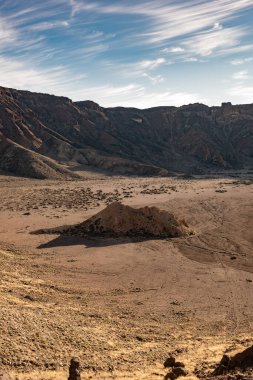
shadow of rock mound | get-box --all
[34,202,190,241]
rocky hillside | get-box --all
[0,86,252,179]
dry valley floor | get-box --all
[0,174,252,379]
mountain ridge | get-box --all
[0,86,252,179]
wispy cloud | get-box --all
[214,44,253,56]
[181,26,249,57]
[0,6,68,57]
[0,16,17,48]
[142,73,164,85]
[70,0,253,49]
[101,57,168,81]
[162,47,185,54]
[228,84,253,103]
[233,70,250,80]
[138,58,166,70]
[4,1,69,27]
[28,20,70,31]
[183,57,202,62]
[160,24,251,61]
[0,0,253,108]
[0,55,86,93]
[70,83,202,108]
[77,44,109,57]
[230,57,253,65]
[0,53,187,108]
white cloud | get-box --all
[212,44,253,57]
[228,85,253,103]
[70,0,253,48]
[6,1,70,27]
[70,0,98,16]
[0,55,86,94]
[101,57,168,81]
[230,57,253,65]
[181,26,247,57]
[162,47,185,54]
[0,55,163,107]
[160,25,247,60]
[138,58,166,70]
[212,22,223,31]
[28,20,70,31]
[0,17,17,47]
[1,0,253,109]
[0,48,201,108]
[71,83,202,108]
[0,14,63,57]
[233,70,249,80]
[78,44,109,56]
[184,57,200,62]
[142,73,164,84]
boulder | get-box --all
[172,366,188,377]
[164,356,176,368]
[68,357,81,380]
[213,345,253,376]
[174,362,185,368]
[229,345,253,369]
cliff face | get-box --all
[0,86,252,179]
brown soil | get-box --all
[0,174,252,379]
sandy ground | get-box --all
[0,174,252,379]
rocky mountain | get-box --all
[0,86,252,179]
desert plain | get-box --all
[0,172,252,379]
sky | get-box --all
[0,0,253,108]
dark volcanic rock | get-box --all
[68,357,81,380]
[220,354,231,367]
[164,365,188,379]
[174,362,185,368]
[1,86,253,179]
[229,345,253,369]
[164,372,176,379]
[164,356,176,368]
[210,345,253,378]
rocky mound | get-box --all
[60,202,189,238]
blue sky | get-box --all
[1,0,253,108]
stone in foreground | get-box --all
[68,357,81,380]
